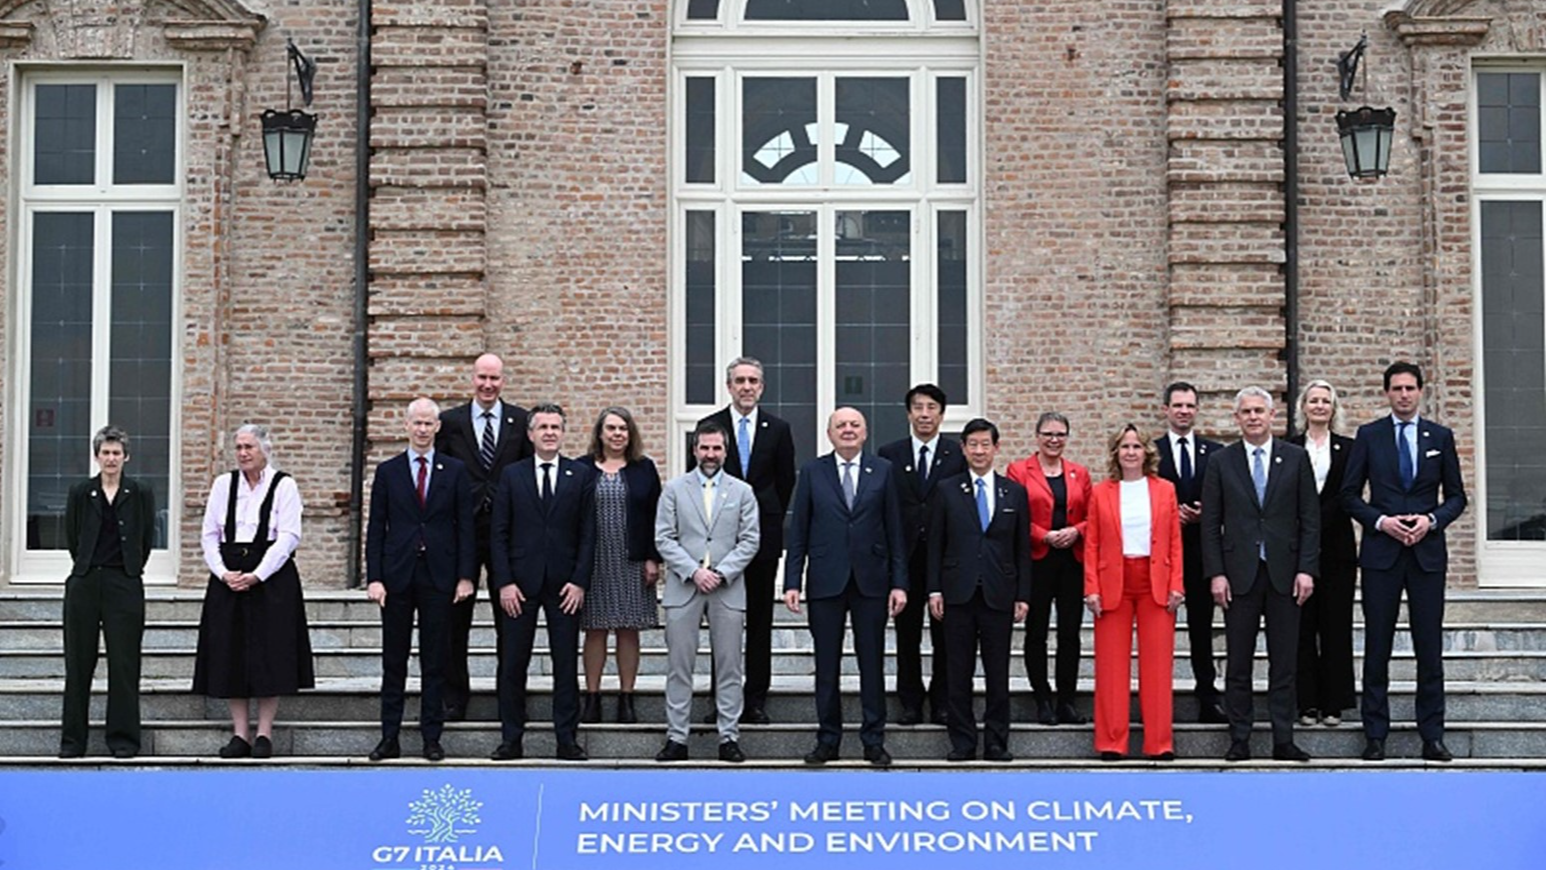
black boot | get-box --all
[582,692,603,724]
[617,692,637,724]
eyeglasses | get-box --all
[1038,431,1068,439]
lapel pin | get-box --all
[1274,456,1282,464]
[564,469,574,476]
[1333,443,1341,451]
[436,463,445,470]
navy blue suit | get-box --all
[1157,432,1226,703]
[365,451,476,742]
[1341,415,1467,743]
[490,456,597,746]
[784,452,907,748]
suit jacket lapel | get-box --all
[820,456,849,512]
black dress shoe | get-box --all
[1224,740,1252,762]
[111,746,138,760]
[1273,742,1311,762]
[1035,699,1057,725]
[1362,738,1386,761]
[368,736,400,762]
[443,704,467,722]
[617,693,637,724]
[804,742,840,764]
[945,748,975,762]
[423,740,446,762]
[864,744,893,766]
[656,740,689,762]
[983,748,1014,762]
[1148,751,1176,762]
[58,746,85,759]
[1422,740,1454,762]
[897,707,923,726]
[490,741,523,761]
[556,742,589,761]
[252,736,273,759]
[219,736,252,759]
[1055,703,1087,725]
[582,692,603,724]
[1099,751,1123,762]
[740,706,770,725]
[1198,700,1229,724]
[719,740,747,763]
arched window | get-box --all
[672,0,979,458]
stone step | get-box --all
[2,718,1539,762]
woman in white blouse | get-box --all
[1288,379,1358,726]
[1083,425,1184,761]
[192,425,315,759]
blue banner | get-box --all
[0,769,1541,869]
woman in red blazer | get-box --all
[1084,424,1184,760]
[1007,412,1092,726]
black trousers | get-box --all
[61,566,145,755]
[1297,558,1356,715]
[445,514,498,713]
[379,557,451,742]
[944,588,1013,755]
[1223,563,1301,745]
[1181,531,1220,701]
[1361,550,1446,742]
[740,557,778,708]
[1025,549,1083,706]
[895,546,949,716]
[498,582,581,745]
[808,578,888,748]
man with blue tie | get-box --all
[1341,362,1467,762]
[488,403,597,761]
[784,408,908,766]
[365,398,477,762]
[927,418,1032,762]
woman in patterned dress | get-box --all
[580,407,663,724]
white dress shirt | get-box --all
[201,465,303,582]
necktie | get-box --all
[415,456,428,508]
[702,478,715,566]
[540,462,554,502]
[1252,447,1267,560]
[737,415,751,477]
[975,477,990,532]
[918,444,930,489]
[1397,421,1415,489]
[842,461,857,509]
[1178,436,1193,496]
[479,411,496,469]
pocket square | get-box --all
[1424,449,1441,458]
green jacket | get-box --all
[65,474,158,578]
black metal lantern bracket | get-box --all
[1337,33,1368,103]
[262,38,319,181]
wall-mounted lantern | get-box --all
[262,39,318,182]
[1335,34,1396,179]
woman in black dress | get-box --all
[193,424,314,758]
[1289,379,1358,726]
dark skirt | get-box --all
[192,559,315,698]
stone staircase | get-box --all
[1,588,1541,768]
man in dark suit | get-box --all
[694,357,796,723]
[1201,387,1319,762]
[1155,381,1227,722]
[435,352,532,721]
[365,398,477,762]
[784,407,908,766]
[927,418,1031,763]
[488,403,597,761]
[878,383,966,725]
[1341,361,1467,762]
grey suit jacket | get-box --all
[655,469,761,609]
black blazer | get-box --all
[600,457,664,564]
[490,456,598,595]
[1156,432,1224,509]
[926,472,1033,611]
[1199,438,1321,594]
[65,474,157,578]
[436,401,533,512]
[1288,432,1358,572]
[694,406,796,559]
[877,435,967,559]
[1340,416,1467,573]
[365,452,477,594]
[783,453,907,600]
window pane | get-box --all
[745,0,907,21]
[686,77,717,184]
[835,211,911,446]
[686,0,720,19]
[1478,72,1542,174]
[933,0,967,21]
[937,77,967,184]
[937,211,969,403]
[109,212,175,548]
[1481,201,1545,541]
[28,213,96,550]
[834,77,910,186]
[742,78,817,186]
[113,84,177,185]
[686,211,718,404]
[34,84,97,185]
[742,211,818,460]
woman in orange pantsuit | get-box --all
[1084,425,1184,761]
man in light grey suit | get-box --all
[654,420,761,763]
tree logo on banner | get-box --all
[406,784,483,843]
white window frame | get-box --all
[6,66,186,585]
[669,3,982,455]
[1469,59,1546,588]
